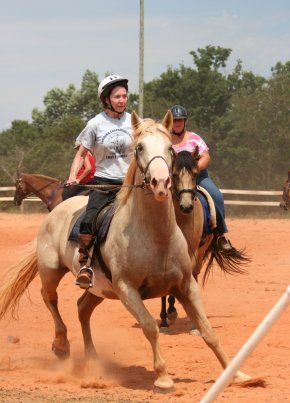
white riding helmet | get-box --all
[98,75,129,100]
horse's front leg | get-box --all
[77,290,104,358]
[116,280,174,392]
[174,277,252,382]
[40,267,70,359]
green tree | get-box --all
[32,70,101,129]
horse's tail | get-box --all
[201,241,250,286]
[0,239,38,320]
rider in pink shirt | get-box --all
[171,104,235,254]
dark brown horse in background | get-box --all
[14,172,64,211]
[280,171,290,211]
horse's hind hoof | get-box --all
[167,310,178,325]
[52,344,70,360]
[159,326,170,334]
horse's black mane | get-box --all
[174,150,198,172]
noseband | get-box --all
[134,146,173,186]
[175,187,197,201]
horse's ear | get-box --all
[162,110,173,132]
[131,111,142,134]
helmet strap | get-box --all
[105,98,126,119]
[172,119,186,136]
[172,129,185,137]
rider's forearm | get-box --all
[67,155,85,183]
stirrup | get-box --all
[75,266,95,289]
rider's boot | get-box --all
[213,228,235,254]
[75,233,95,289]
[216,235,234,253]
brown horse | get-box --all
[280,171,290,211]
[160,148,249,330]
[14,172,64,211]
[0,111,251,391]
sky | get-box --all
[1,0,290,130]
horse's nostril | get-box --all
[151,178,158,187]
[165,177,171,189]
[180,204,193,214]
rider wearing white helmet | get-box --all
[98,75,128,117]
[66,74,133,288]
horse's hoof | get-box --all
[167,310,178,324]
[153,377,175,394]
[234,371,252,382]
[52,344,70,360]
[159,326,170,334]
[153,384,175,394]
[189,328,201,337]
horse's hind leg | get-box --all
[77,291,104,358]
[174,277,251,381]
[116,281,174,392]
[40,266,70,359]
[160,295,177,333]
[159,296,169,331]
[167,295,177,324]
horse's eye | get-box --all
[136,143,143,153]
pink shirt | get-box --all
[172,131,209,155]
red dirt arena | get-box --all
[0,213,289,402]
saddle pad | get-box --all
[68,206,115,242]
[197,192,212,234]
[68,213,85,241]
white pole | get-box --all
[138,0,144,118]
[200,285,290,403]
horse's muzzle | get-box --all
[150,176,172,200]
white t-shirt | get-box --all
[76,112,133,180]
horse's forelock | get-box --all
[174,151,198,173]
[133,119,171,146]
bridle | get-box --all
[134,145,174,187]
[15,175,63,210]
[172,168,197,201]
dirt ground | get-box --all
[0,213,289,403]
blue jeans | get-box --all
[197,169,228,235]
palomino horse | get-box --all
[14,172,64,211]
[280,171,290,211]
[160,148,249,330]
[0,111,251,391]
